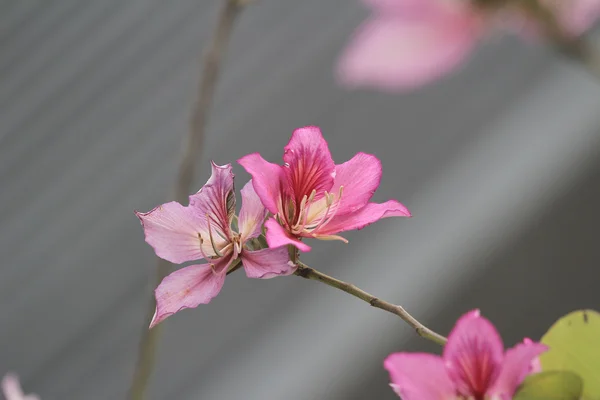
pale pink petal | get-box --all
[488,341,548,398]
[443,309,504,397]
[238,180,267,242]
[282,126,335,201]
[188,162,235,247]
[523,338,543,375]
[542,0,600,36]
[337,11,481,91]
[316,200,410,235]
[1,374,39,400]
[384,353,455,400]
[331,152,382,215]
[242,247,295,279]
[264,218,311,252]
[150,259,230,328]
[238,153,284,215]
[135,202,208,264]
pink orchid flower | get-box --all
[337,0,600,91]
[136,162,294,328]
[384,310,547,400]
[1,374,40,400]
[238,126,410,252]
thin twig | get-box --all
[128,1,245,399]
[294,262,447,346]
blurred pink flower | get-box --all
[384,310,547,400]
[1,374,39,400]
[136,162,294,328]
[337,0,600,91]
[238,126,410,252]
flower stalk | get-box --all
[294,261,448,346]
[128,0,246,398]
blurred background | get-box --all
[1,0,600,399]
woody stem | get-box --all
[294,261,447,346]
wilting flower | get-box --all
[337,0,600,91]
[1,374,39,400]
[238,126,410,252]
[384,310,547,400]
[136,162,294,327]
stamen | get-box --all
[206,214,224,257]
[313,185,344,232]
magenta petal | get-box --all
[488,341,548,398]
[264,218,311,252]
[443,310,504,397]
[238,180,267,242]
[150,262,228,328]
[238,153,283,214]
[336,11,480,91]
[242,247,295,279]
[332,152,382,215]
[384,353,455,400]
[135,202,207,264]
[317,200,410,235]
[282,126,335,200]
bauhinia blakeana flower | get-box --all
[238,126,410,252]
[135,162,294,328]
[1,374,40,400]
[384,309,547,400]
[337,0,600,91]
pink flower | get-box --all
[337,0,600,91]
[238,126,410,252]
[1,374,40,400]
[384,310,547,400]
[136,162,294,328]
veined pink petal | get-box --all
[150,258,230,328]
[443,309,504,398]
[238,180,267,242]
[238,153,284,215]
[488,341,548,398]
[188,162,235,246]
[331,152,382,215]
[1,374,40,400]
[135,202,208,264]
[336,9,481,91]
[384,353,455,400]
[282,126,335,202]
[316,200,410,236]
[264,218,311,252]
[242,247,295,279]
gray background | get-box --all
[0,0,599,399]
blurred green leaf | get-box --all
[540,309,600,399]
[514,371,583,400]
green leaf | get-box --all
[540,309,600,399]
[514,371,583,400]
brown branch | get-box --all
[128,1,245,398]
[294,262,448,346]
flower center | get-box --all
[278,186,344,236]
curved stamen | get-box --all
[206,214,225,257]
[313,185,344,232]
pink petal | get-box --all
[541,0,600,36]
[384,353,455,400]
[264,218,311,252]
[443,310,504,397]
[282,126,335,201]
[238,180,267,242]
[135,202,208,264]
[336,9,481,91]
[242,247,295,279]
[150,259,229,328]
[331,152,382,215]
[188,162,235,246]
[238,153,284,215]
[1,374,39,400]
[488,341,548,398]
[316,200,410,236]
